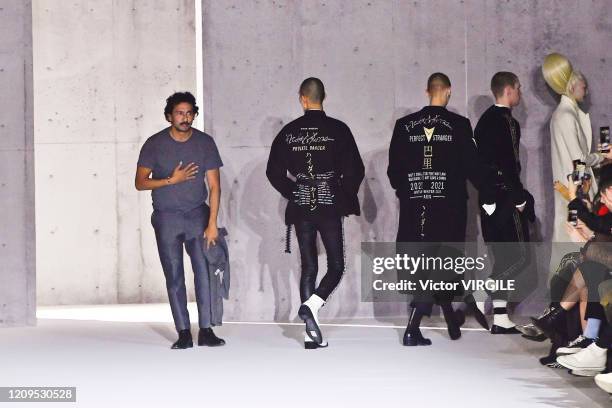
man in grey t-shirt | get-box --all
[136,91,225,349]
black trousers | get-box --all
[480,202,531,300]
[294,216,345,302]
[396,200,467,318]
[577,260,609,321]
[404,243,465,317]
[596,323,612,347]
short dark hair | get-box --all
[164,92,199,119]
[299,77,325,104]
[427,72,451,92]
[490,72,519,98]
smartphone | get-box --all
[601,126,610,153]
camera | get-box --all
[600,126,610,153]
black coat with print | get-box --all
[266,110,365,225]
[387,105,492,242]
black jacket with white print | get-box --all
[266,109,365,225]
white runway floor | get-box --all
[1,304,610,407]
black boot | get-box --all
[530,306,567,339]
[464,293,489,330]
[198,328,226,347]
[442,304,463,340]
[403,328,432,346]
[171,329,193,349]
[304,335,328,350]
[403,308,432,346]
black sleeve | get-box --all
[496,118,526,205]
[338,124,365,197]
[569,198,612,234]
[266,133,295,200]
[461,118,481,187]
[387,120,406,190]
[462,118,494,203]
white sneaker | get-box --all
[557,335,595,355]
[556,343,606,373]
[570,369,601,377]
[595,372,612,394]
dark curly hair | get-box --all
[164,92,199,119]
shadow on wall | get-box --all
[359,107,415,323]
[357,147,406,322]
[238,116,303,340]
[357,148,399,243]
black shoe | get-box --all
[530,306,566,339]
[516,323,546,341]
[443,308,464,340]
[171,329,193,349]
[198,328,226,347]
[490,325,521,334]
[540,354,564,368]
[403,328,432,346]
[298,304,323,345]
[522,333,548,342]
[465,294,489,330]
[305,340,329,349]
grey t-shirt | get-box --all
[137,127,223,211]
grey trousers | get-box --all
[151,204,213,331]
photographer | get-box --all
[532,235,612,373]
[555,239,612,377]
[567,164,612,236]
[531,167,612,370]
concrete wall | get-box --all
[30,1,612,322]
[33,0,196,305]
[201,0,612,321]
[0,0,36,327]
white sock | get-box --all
[472,289,487,314]
[304,294,325,312]
[492,300,515,328]
[304,294,325,325]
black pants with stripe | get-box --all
[480,202,531,300]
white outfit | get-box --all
[550,95,603,243]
